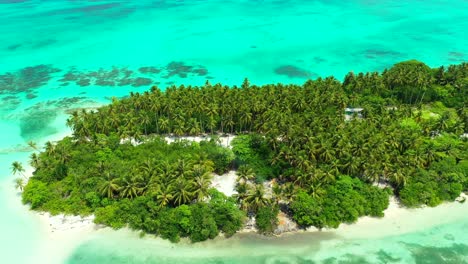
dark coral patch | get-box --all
[7,44,22,51]
[0,64,61,95]
[448,51,464,58]
[448,51,465,61]
[163,61,194,78]
[117,78,133,86]
[1,95,21,110]
[364,49,403,59]
[33,39,57,49]
[60,67,137,87]
[26,93,37,99]
[139,66,161,74]
[77,79,91,87]
[132,77,153,87]
[405,242,468,264]
[274,65,314,78]
[313,57,326,63]
[161,62,209,79]
[193,68,208,76]
[54,63,210,88]
[95,80,115,86]
[19,106,58,140]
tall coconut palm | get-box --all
[98,172,121,199]
[234,182,249,210]
[44,141,55,156]
[120,176,142,199]
[154,184,173,208]
[171,178,193,206]
[192,173,212,202]
[11,161,25,177]
[236,165,255,184]
[29,153,40,169]
[175,159,193,179]
[157,160,175,186]
[244,184,270,212]
[281,182,297,203]
[14,178,24,191]
[27,141,38,151]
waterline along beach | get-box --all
[0,1,467,264]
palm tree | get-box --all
[11,161,25,177]
[44,141,55,156]
[293,171,313,187]
[244,184,270,212]
[140,113,152,135]
[193,153,215,172]
[55,144,71,165]
[98,172,121,199]
[29,153,40,169]
[236,165,255,184]
[27,141,38,151]
[281,182,297,203]
[158,116,170,134]
[120,176,142,199]
[192,173,212,202]
[389,169,407,188]
[157,160,175,186]
[171,178,193,206]
[234,182,249,210]
[14,178,24,191]
[154,184,173,208]
[175,159,193,179]
[140,159,156,177]
[271,182,282,204]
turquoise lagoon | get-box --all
[0,0,467,263]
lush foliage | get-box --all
[20,60,467,242]
[290,176,390,228]
[400,157,467,207]
[93,189,244,243]
[21,136,244,242]
[255,205,279,234]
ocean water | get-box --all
[66,218,468,264]
[0,0,467,263]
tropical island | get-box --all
[13,60,467,243]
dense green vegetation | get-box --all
[22,136,246,242]
[18,60,467,242]
[290,176,390,228]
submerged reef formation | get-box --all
[0,65,61,95]
[0,62,212,99]
[274,65,316,78]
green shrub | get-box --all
[22,179,52,209]
[256,205,279,234]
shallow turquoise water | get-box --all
[0,0,467,263]
[66,218,468,264]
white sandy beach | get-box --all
[211,170,238,197]
[1,175,98,264]
[164,134,236,148]
[333,193,468,239]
